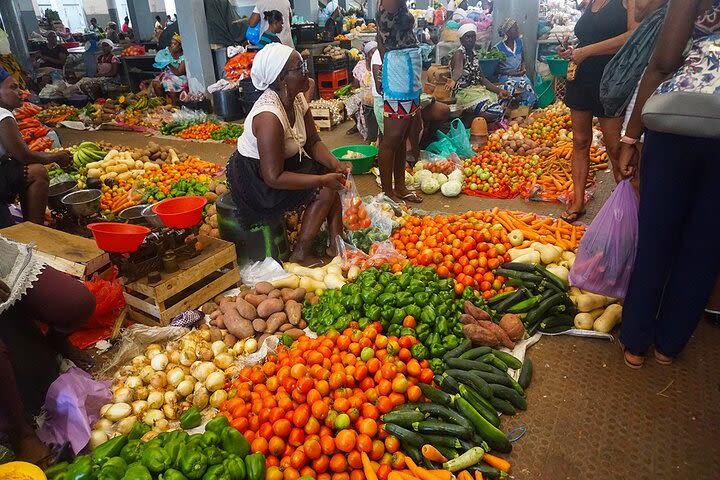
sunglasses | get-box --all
[288,59,308,75]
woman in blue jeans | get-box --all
[617,0,720,368]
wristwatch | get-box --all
[620,135,640,145]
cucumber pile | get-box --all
[490,262,577,334]
[380,340,533,479]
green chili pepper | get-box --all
[223,456,246,480]
[141,446,170,473]
[180,406,202,429]
[93,435,128,464]
[221,427,250,458]
[410,343,428,360]
[121,463,152,480]
[180,450,208,480]
[244,453,266,480]
[66,456,95,480]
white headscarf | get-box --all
[99,39,115,49]
[457,23,476,39]
[363,41,377,55]
[251,43,296,91]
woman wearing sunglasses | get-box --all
[227,44,351,266]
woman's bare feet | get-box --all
[289,244,324,267]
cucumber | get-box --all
[490,384,527,411]
[487,363,510,377]
[458,346,492,360]
[383,423,425,447]
[504,278,536,289]
[524,292,566,328]
[417,434,462,449]
[442,338,473,361]
[533,264,568,292]
[413,403,474,430]
[493,268,543,283]
[540,324,572,334]
[491,350,523,370]
[422,457,442,470]
[442,447,486,472]
[455,397,512,453]
[458,437,489,454]
[499,262,537,273]
[445,358,493,373]
[507,375,525,396]
[518,358,533,389]
[491,357,509,372]
[380,410,426,427]
[439,373,460,394]
[540,314,573,329]
[412,420,473,440]
[486,290,516,306]
[418,383,454,407]
[474,371,514,389]
[458,384,500,427]
[446,369,492,399]
[402,443,422,464]
[489,396,516,415]
[436,445,459,460]
[493,289,530,312]
[479,353,495,363]
[469,465,504,479]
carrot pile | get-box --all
[12,102,42,120]
[176,122,222,140]
[12,102,55,152]
[224,52,257,82]
[490,208,586,250]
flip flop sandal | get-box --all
[561,209,586,224]
[398,192,423,204]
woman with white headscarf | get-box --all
[228,44,351,266]
[450,23,512,121]
[495,19,537,106]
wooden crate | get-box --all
[508,106,531,120]
[123,236,239,326]
[0,222,110,280]
[311,107,343,130]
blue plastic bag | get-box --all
[569,180,639,299]
[246,23,261,46]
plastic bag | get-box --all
[445,118,476,159]
[426,135,456,158]
[418,151,462,175]
[341,174,372,231]
[336,237,406,270]
[246,22,261,45]
[569,180,638,298]
[69,267,125,349]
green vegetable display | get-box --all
[179,406,202,429]
[210,123,244,142]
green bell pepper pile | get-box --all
[304,265,481,368]
[50,426,265,480]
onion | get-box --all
[211,340,227,356]
[94,418,113,433]
[89,430,108,449]
[193,386,209,409]
[140,365,156,383]
[147,391,164,409]
[224,365,241,379]
[132,400,148,416]
[232,340,245,355]
[135,386,149,400]
[125,375,143,389]
[143,409,164,425]
[100,404,112,417]
[162,403,177,419]
[164,391,178,405]
[176,379,195,397]
[105,403,132,421]
[116,415,137,434]
[180,349,197,366]
[150,353,169,371]
[168,349,181,365]
[244,338,258,354]
[141,430,159,442]
[145,343,163,358]
[214,352,234,370]
[192,362,216,382]
[150,372,167,390]
[205,371,225,392]
[119,365,134,376]
[155,418,170,432]
[198,329,211,342]
[167,367,185,387]
[132,355,149,369]
[209,389,228,408]
[113,387,133,404]
[198,347,213,362]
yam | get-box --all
[215,184,228,195]
[219,299,253,339]
[208,181,219,192]
[208,215,218,229]
[281,287,306,303]
[252,318,267,333]
[284,300,302,325]
[210,315,225,329]
[257,333,271,346]
[235,298,257,319]
[214,294,234,304]
[268,289,282,299]
[244,294,268,307]
[210,228,220,238]
[204,192,218,202]
[464,301,491,322]
[265,312,287,333]
[254,282,274,295]
[209,326,222,342]
[279,323,294,332]
[209,310,222,319]
[284,328,305,340]
[297,319,307,329]
[257,298,284,318]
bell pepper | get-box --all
[205,446,226,466]
[98,457,127,480]
[400,327,415,337]
[364,304,381,322]
[341,283,359,295]
[378,272,394,286]
[453,321,464,335]
[430,293,442,307]
[415,324,431,343]
[165,431,188,446]
[93,435,128,465]
[145,437,164,449]
[180,406,202,429]
[437,304,449,318]
[395,272,409,288]
[67,456,96,480]
[429,358,444,373]
[410,343,428,360]
[359,275,376,288]
[244,453,266,480]
[437,317,450,336]
[280,334,294,346]
[429,342,447,358]
[120,440,145,465]
[128,422,151,440]
[384,284,399,294]
[420,308,436,325]
[380,306,395,322]
[349,294,363,310]
[405,304,422,319]
[462,287,476,300]
[391,308,406,325]
[121,463,152,480]
[333,314,352,331]
[407,279,425,294]
[161,469,189,480]
[438,278,454,291]
[443,334,460,351]
[180,450,208,480]
[164,439,185,469]
[387,324,401,337]
[207,417,230,436]
[330,303,347,318]
[202,431,220,447]
[223,456,246,480]
[377,293,395,306]
[202,464,229,480]
[358,317,371,329]
[395,292,414,308]
[45,462,69,480]
[360,289,378,305]
[141,446,171,474]
[221,426,250,458]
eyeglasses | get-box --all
[288,60,308,75]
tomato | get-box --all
[305,438,322,460]
[335,429,357,453]
[269,436,286,457]
[274,419,292,437]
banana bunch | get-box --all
[71,141,107,171]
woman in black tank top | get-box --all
[559,0,637,223]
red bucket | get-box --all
[87,222,151,253]
[152,196,207,229]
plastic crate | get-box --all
[339,39,351,49]
[314,55,349,72]
[292,24,318,44]
[317,69,349,92]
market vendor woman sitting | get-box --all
[152,33,187,105]
[227,43,350,266]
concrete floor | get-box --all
[57,125,720,480]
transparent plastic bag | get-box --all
[418,151,462,175]
[569,180,638,298]
[341,174,372,231]
[336,237,405,270]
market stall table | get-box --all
[120,54,160,92]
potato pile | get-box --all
[209,282,308,347]
[322,45,346,60]
[96,140,190,164]
[199,181,229,239]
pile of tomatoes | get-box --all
[461,151,537,199]
[343,195,372,231]
[177,122,222,140]
[390,213,514,297]
[220,326,435,480]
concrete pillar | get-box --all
[294,0,318,23]
[16,0,39,39]
[492,0,539,79]
[175,0,216,91]
[127,0,155,41]
[338,0,346,11]
[107,0,121,25]
[0,0,31,68]
[416,0,430,9]
[366,0,376,21]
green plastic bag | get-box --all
[445,119,475,159]
[426,135,456,157]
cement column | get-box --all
[294,0,318,23]
[175,0,216,91]
[0,0,31,67]
[492,0,539,79]
[415,0,430,10]
[127,0,155,41]
[338,0,347,11]
[106,0,121,25]
[17,0,39,39]
[366,0,376,21]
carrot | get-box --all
[474,471,484,480]
[421,445,448,463]
[570,226,577,247]
[457,471,473,480]
[482,454,511,473]
[361,452,378,480]
[389,472,420,480]
[112,201,133,214]
[404,458,447,480]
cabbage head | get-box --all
[421,177,440,194]
[441,180,462,197]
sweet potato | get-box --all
[235,298,257,319]
[284,328,305,339]
[202,302,217,314]
[281,287,306,303]
[224,333,238,346]
[499,314,525,341]
[477,320,515,349]
[252,318,266,333]
[268,289,282,299]
[297,319,307,329]
[460,314,477,325]
[463,323,501,348]
[210,314,225,329]
[255,282,275,295]
[215,294,235,304]
[209,310,222,320]
[257,298,284,319]
[279,323,294,332]
[265,312,288,333]
[464,301,491,322]
[220,299,254,339]
[244,293,268,307]
[209,326,222,342]
[257,333,271,346]
[284,300,302,325]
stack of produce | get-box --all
[81,99,121,125]
[211,123,244,143]
[461,151,537,199]
[71,141,108,172]
[390,212,513,295]
[409,160,464,198]
[35,104,78,125]
[219,325,435,480]
[12,102,54,151]
[570,287,623,333]
[50,421,266,480]
[115,104,176,132]
[177,122,222,140]
[159,113,217,136]
[224,52,256,82]
[309,99,345,125]
[304,265,474,368]
[489,210,584,250]
[122,45,146,56]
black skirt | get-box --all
[0,158,27,204]
[226,151,326,229]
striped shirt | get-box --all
[258,31,281,48]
